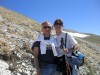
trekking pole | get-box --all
[60,38,71,75]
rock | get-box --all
[0,60,11,75]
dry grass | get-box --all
[0,6,41,55]
[0,6,41,31]
[0,40,11,55]
[76,38,100,75]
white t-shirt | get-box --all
[55,31,78,57]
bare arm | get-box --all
[68,44,79,53]
[33,47,41,75]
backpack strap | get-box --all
[65,33,67,48]
[64,33,71,74]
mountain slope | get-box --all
[0,6,41,75]
[76,38,100,75]
[82,35,100,46]
[0,6,100,75]
[0,6,41,55]
[0,7,41,31]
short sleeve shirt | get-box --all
[56,31,78,57]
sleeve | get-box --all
[31,41,40,50]
[68,34,78,46]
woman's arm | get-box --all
[68,44,79,53]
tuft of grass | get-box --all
[0,40,11,55]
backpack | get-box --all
[72,50,85,66]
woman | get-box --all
[53,19,79,75]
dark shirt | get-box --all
[32,36,57,64]
[44,36,50,40]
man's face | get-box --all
[42,23,52,35]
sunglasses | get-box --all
[54,23,62,26]
[43,26,51,29]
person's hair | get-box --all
[41,21,51,27]
[53,19,63,26]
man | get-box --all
[53,19,79,75]
[32,21,58,75]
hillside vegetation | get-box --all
[0,6,41,55]
[82,35,100,46]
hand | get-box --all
[64,48,68,53]
[37,72,41,75]
[36,69,41,75]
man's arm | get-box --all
[33,47,41,75]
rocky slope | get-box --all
[76,38,100,75]
[0,6,40,75]
[0,6,100,75]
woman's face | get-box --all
[54,20,63,31]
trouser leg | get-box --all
[68,58,79,75]
[72,65,79,75]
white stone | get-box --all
[0,15,3,22]
[0,60,11,75]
